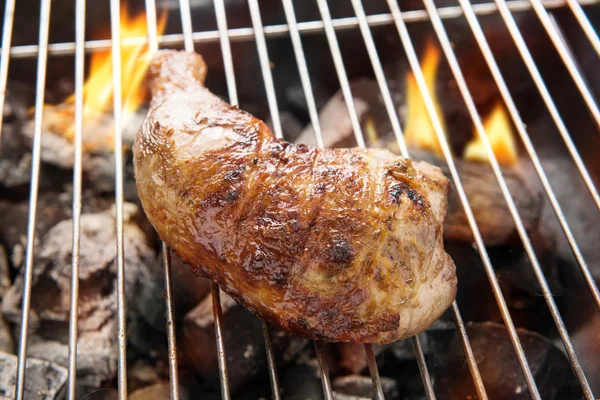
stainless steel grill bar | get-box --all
[349,1,487,398]
[179,0,194,51]
[145,0,159,53]
[211,283,231,400]
[214,0,238,106]
[412,335,435,400]
[162,244,181,400]
[493,0,600,307]
[262,322,280,400]
[348,0,408,156]
[109,0,128,398]
[246,2,284,398]
[249,0,283,140]
[0,0,16,140]
[364,344,385,400]
[314,0,430,397]
[315,341,334,400]
[175,1,235,398]
[315,0,365,149]
[567,0,600,55]
[281,0,324,149]
[145,0,182,396]
[8,0,595,58]
[450,302,487,399]
[385,0,542,397]
[453,0,595,396]
[529,0,600,125]
[498,0,600,212]
[279,2,335,396]
[14,0,51,398]
[66,0,86,399]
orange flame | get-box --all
[49,6,166,148]
[403,41,446,156]
[403,41,518,166]
[78,6,166,114]
[464,102,518,166]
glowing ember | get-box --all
[43,6,166,150]
[403,41,446,156]
[464,102,518,166]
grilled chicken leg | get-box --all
[133,50,457,343]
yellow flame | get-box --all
[464,102,518,166]
[80,7,165,113]
[403,41,446,156]
[55,6,166,146]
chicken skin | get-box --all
[133,50,457,343]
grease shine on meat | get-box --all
[133,50,457,343]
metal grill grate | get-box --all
[0,0,599,399]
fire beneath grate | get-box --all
[0,0,599,399]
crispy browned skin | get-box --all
[133,50,457,343]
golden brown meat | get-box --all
[133,50,457,343]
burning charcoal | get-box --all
[137,251,211,333]
[336,343,386,375]
[411,149,544,246]
[0,316,13,354]
[77,389,119,400]
[3,81,34,123]
[429,322,582,399]
[128,311,169,359]
[0,192,72,272]
[0,245,11,298]
[0,351,68,399]
[0,124,34,189]
[182,291,308,393]
[130,383,190,400]
[20,107,145,193]
[1,203,156,395]
[332,375,398,400]
[280,352,324,400]
[389,336,428,362]
[572,312,600,394]
[129,359,163,391]
[295,79,375,148]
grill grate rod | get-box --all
[315,341,334,400]
[314,0,433,396]
[566,0,600,55]
[454,0,596,396]
[66,0,86,399]
[162,244,181,399]
[450,302,486,399]
[142,0,182,398]
[530,0,600,125]
[247,1,286,397]
[13,0,52,399]
[386,0,544,397]
[212,0,287,398]
[281,0,324,149]
[492,0,600,308]
[412,335,435,399]
[249,0,283,140]
[348,0,488,397]
[4,0,598,59]
[109,0,128,398]
[279,1,337,396]
[364,344,385,400]
[0,0,16,140]
[498,0,600,213]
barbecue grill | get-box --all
[0,0,598,399]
